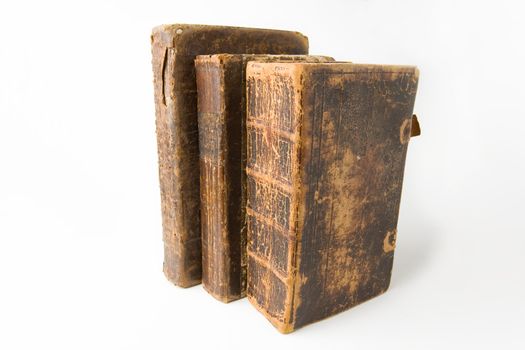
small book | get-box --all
[151,24,308,287]
[195,54,334,302]
[245,61,419,332]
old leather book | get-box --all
[151,24,308,287]
[195,54,334,302]
[245,62,419,332]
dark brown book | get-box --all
[195,54,334,302]
[245,62,419,332]
[151,24,308,287]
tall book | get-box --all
[195,54,334,302]
[151,24,308,287]
[245,62,419,332]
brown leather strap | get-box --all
[411,114,421,137]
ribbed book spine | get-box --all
[151,24,309,288]
[245,63,301,331]
[196,55,245,302]
[245,61,419,333]
[196,54,334,302]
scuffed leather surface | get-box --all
[196,54,333,302]
[245,62,419,332]
[151,24,308,287]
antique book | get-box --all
[245,62,419,332]
[151,24,308,287]
[195,54,334,302]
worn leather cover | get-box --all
[151,24,308,287]
[245,62,419,332]
[195,54,334,302]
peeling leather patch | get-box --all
[383,229,397,253]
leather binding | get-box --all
[195,54,334,302]
[245,62,419,332]
[151,24,308,287]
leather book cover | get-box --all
[195,54,334,302]
[151,24,308,287]
[245,61,419,332]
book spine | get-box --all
[151,30,202,288]
[245,63,302,332]
[196,57,242,302]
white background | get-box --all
[1,0,524,348]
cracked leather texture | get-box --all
[245,62,419,332]
[151,24,308,287]
[195,54,334,302]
